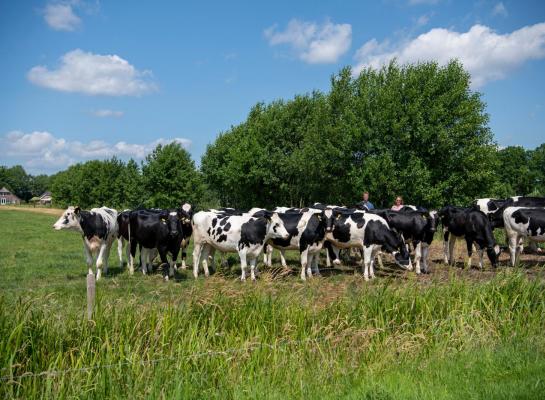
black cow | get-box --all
[128,209,185,280]
[439,206,500,269]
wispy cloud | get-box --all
[492,2,508,17]
[28,49,157,96]
[91,109,124,118]
[1,130,191,173]
[353,22,545,88]
[264,19,352,64]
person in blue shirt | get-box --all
[360,191,374,210]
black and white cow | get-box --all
[128,209,185,280]
[475,196,545,253]
[53,206,119,280]
[439,206,500,269]
[116,209,132,268]
[264,208,327,280]
[371,209,438,274]
[178,203,194,270]
[474,196,545,228]
[192,211,289,281]
[324,209,411,280]
[503,207,545,266]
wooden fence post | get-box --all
[86,273,96,320]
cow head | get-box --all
[266,212,290,240]
[426,210,439,233]
[164,211,182,238]
[380,226,411,269]
[53,206,83,232]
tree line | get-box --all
[1,60,544,210]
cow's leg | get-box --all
[127,240,134,275]
[140,248,148,275]
[443,231,450,264]
[117,238,124,267]
[103,241,112,277]
[83,241,94,276]
[369,247,380,279]
[477,246,485,270]
[300,248,309,281]
[310,252,320,276]
[239,251,248,281]
[413,242,422,274]
[465,239,473,269]
[250,257,258,281]
[375,252,384,269]
[508,235,519,267]
[207,247,216,271]
[448,235,456,266]
[325,243,331,267]
[421,243,430,274]
[181,241,188,270]
[264,245,273,267]
[95,242,108,280]
[279,249,288,268]
[192,243,203,279]
[200,245,211,277]
[362,245,374,281]
[265,245,273,268]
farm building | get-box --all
[39,191,52,205]
[0,187,21,205]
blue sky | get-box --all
[1,0,544,174]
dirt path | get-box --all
[0,206,64,216]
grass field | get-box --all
[1,208,545,399]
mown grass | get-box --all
[1,209,545,399]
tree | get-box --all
[528,144,545,195]
[142,143,203,209]
[202,60,500,209]
[495,146,533,196]
[0,165,32,202]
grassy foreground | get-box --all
[1,209,545,399]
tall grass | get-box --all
[2,272,545,399]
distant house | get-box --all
[39,191,52,205]
[0,187,21,205]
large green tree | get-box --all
[202,60,500,209]
[141,143,203,209]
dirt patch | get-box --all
[0,206,64,216]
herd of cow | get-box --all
[52,196,545,281]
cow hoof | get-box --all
[164,275,169,281]
[333,260,341,266]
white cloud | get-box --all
[91,109,124,118]
[264,19,352,64]
[44,2,81,31]
[1,130,191,172]
[28,49,157,96]
[353,23,545,88]
[492,2,508,17]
